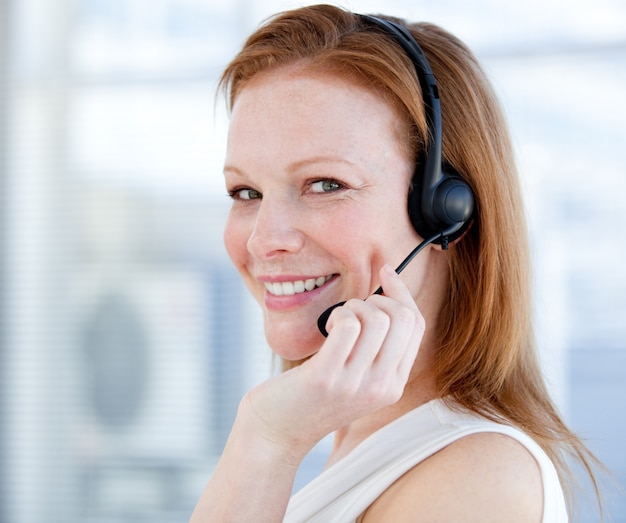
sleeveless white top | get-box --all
[284,398,567,522]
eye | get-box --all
[228,187,262,200]
[310,179,343,193]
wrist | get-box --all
[235,392,317,468]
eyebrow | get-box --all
[224,155,357,177]
[223,164,244,177]
[288,155,357,170]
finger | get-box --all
[314,304,362,369]
[366,267,425,377]
[340,298,391,371]
[365,294,421,371]
[377,264,420,311]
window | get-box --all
[1,1,624,521]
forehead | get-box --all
[227,67,410,164]
[232,67,391,123]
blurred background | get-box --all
[0,0,624,521]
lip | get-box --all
[261,274,338,311]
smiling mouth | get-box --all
[264,275,334,296]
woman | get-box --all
[191,4,600,522]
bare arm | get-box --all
[188,398,305,523]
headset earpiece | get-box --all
[408,164,474,244]
[359,15,475,246]
[431,171,474,231]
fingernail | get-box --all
[383,264,397,276]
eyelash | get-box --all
[309,179,344,193]
[226,178,345,201]
[227,187,261,201]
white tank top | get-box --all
[284,398,567,522]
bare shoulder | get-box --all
[360,432,543,523]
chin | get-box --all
[264,322,322,362]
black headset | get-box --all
[359,15,475,246]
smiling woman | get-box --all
[223,71,420,360]
[190,4,603,522]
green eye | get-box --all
[311,180,342,193]
[231,188,262,200]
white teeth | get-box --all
[265,275,332,296]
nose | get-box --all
[247,197,305,259]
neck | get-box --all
[326,363,438,469]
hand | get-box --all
[240,264,425,462]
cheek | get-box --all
[326,212,389,286]
[223,212,251,273]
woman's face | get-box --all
[223,67,435,360]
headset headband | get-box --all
[358,15,474,245]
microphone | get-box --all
[317,228,453,337]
